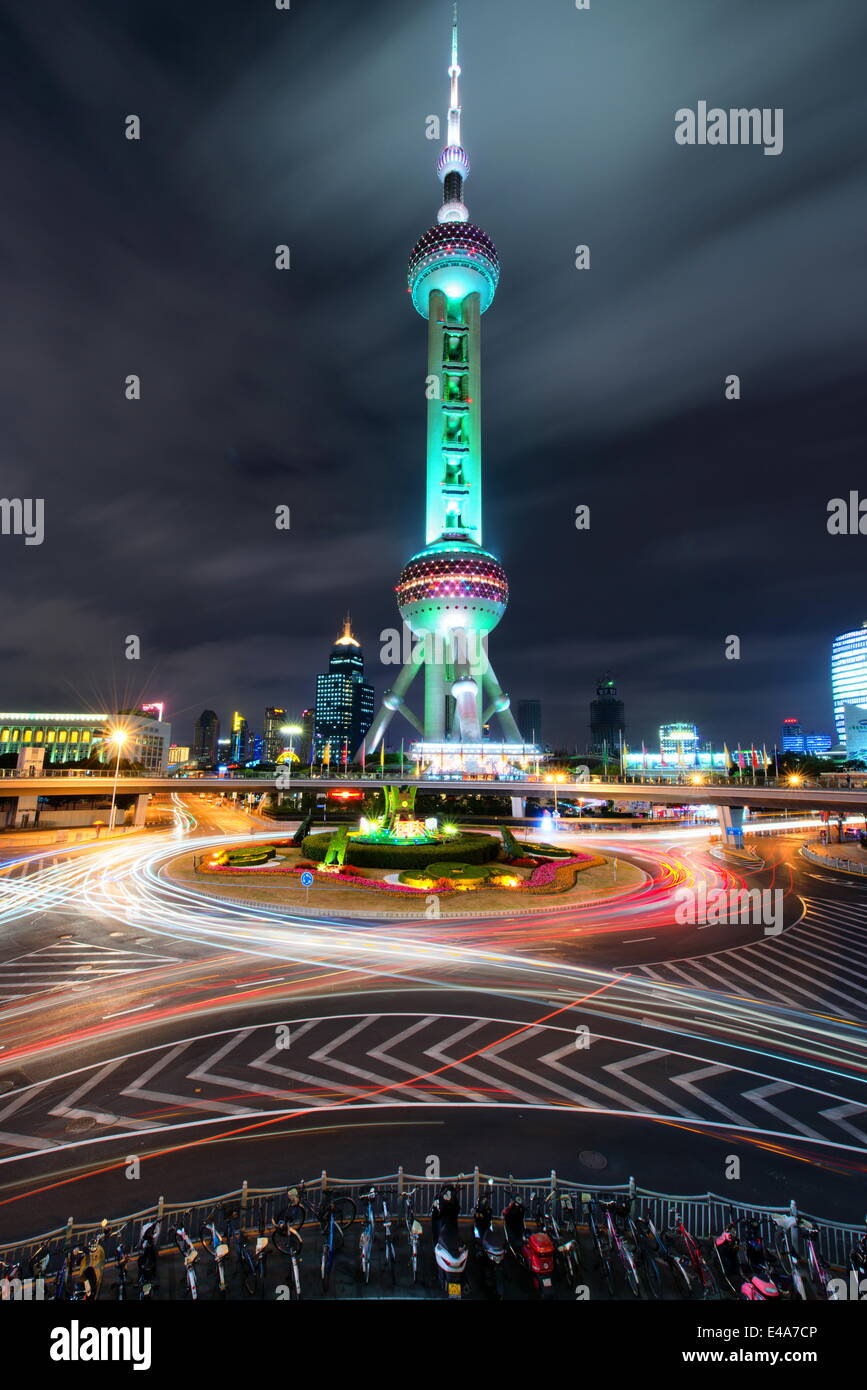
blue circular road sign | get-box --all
[300,871,314,888]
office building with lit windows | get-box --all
[832,624,867,745]
[313,618,374,761]
[0,713,105,765]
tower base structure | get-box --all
[408,740,541,779]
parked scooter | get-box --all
[713,1217,779,1300]
[136,1217,160,1299]
[473,1182,506,1298]
[430,1183,468,1299]
[737,1216,782,1299]
[68,1220,109,1302]
[503,1190,555,1297]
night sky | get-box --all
[1,0,865,749]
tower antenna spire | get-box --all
[436,0,470,223]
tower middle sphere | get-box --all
[408,222,499,318]
[396,541,508,638]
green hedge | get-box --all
[301,831,500,870]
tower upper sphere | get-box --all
[407,3,499,317]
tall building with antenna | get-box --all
[364,4,529,776]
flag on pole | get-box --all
[379,740,385,771]
[361,739,366,773]
[342,741,348,770]
[641,741,647,772]
[723,742,731,767]
[323,741,331,769]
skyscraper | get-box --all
[832,623,867,744]
[193,709,220,767]
[590,677,625,756]
[230,711,248,763]
[364,6,524,775]
[517,699,542,746]
[314,618,374,762]
[263,707,287,763]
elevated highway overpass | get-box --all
[0,774,864,841]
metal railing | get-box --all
[801,843,867,877]
[2,1170,862,1274]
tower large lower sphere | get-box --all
[363,6,532,776]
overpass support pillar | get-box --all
[510,797,526,819]
[14,795,38,828]
[716,804,744,849]
[132,794,148,827]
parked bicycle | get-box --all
[538,1189,582,1291]
[173,1225,199,1300]
[773,1213,835,1301]
[359,1187,378,1285]
[668,1209,718,1299]
[199,1210,230,1296]
[402,1187,422,1283]
[318,1189,356,1294]
[634,1212,692,1298]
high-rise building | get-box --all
[314,618,375,762]
[832,623,867,744]
[230,711,248,763]
[590,677,625,756]
[299,708,314,765]
[364,9,525,777]
[517,699,542,745]
[264,707,287,763]
[193,709,220,767]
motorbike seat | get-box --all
[483,1228,505,1255]
[437,1226,466,1258]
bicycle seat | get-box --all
[255,1237,269,1254]
[411,1219,423,1236]
[771,1214,796,1230]
[216,1243,229,1259]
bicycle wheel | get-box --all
[639,1248,663,1299]
[696,1254,720,1299]
[243,1262,261,1298]
[618,1243,642,1298]
[198,1232,216,1259]
[590,1221,616,1297]
[320,1242,332,1294]
[331,1196,356,1230]
[286,1200,307,1230]
[670,1254,694,1298]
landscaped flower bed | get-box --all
[199,842,607,897]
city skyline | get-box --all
[1,0,865,745]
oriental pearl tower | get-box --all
[364,4,526,773]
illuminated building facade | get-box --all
[0,713,104,765]
[263,707,287,763]
[314,618,374,761]
[365,7,528,776]
[832,624,867,744]
[230,711,248,763]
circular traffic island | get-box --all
[301,830,500,870]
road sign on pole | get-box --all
[300,869,314,904]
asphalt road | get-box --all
[0,799,865,1252]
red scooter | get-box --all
[503,1191,555,1297]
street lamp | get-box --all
[107,728,128,830]
[279,725,303,794]
[545,772,566,814]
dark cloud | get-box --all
[0,0,865,748]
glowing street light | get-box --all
[279,724,303,793]
[107,727,128,831]
[544,772,566,813]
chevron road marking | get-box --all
[742,1081,824,1140]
